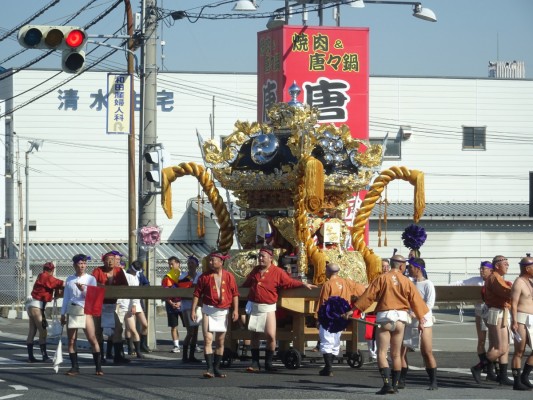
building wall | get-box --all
[2,70,533,263]
[3,70,256,243]
[368,219,530,283]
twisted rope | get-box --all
[161,162,233,252]
[352,166,425,282]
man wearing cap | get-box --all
[510,254,533,390]
[314,263,365,376]
[242,245,317,373]
[344,253,429,394]
[92,251,130,364]
[191,251,239,378]
[26,262,64,362]
[471,255,514,385]
[61,254,103,376]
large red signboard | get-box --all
[257,25,369,140]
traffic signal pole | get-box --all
[138,0,159,350]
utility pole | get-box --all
[125,0,137,263]
[138,0,159,349]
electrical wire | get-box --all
[0,0,61,43]
[0,0,122,84]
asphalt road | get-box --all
[0,309,531,400]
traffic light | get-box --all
[144,147,169,188]
[18,25,87,73]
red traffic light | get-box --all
[65,29,85,48]
[18,25,86,50]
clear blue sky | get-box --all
[1,0,532,78]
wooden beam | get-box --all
[102,285,482,303]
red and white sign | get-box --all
[257,25,369,141]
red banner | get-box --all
[84,285,105,316]
[257,25,369,141]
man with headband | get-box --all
[344,252,428,394]
[26,261,64,363]
[191,251,239,378]
[314,263,365,376]
[471,255,513,385]
[61,254,103,376]
[242,245,317,373]
[400,257,438,390]
[92,251,130,364]
[457,261,497,381]
[510,254,533,390]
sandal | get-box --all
[203,372,215,378]
[246,366,260,373]
[215,372,227,378]
[96,371,104,376]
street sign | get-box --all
[106,73,132,134]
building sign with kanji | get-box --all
[106,73,133,135]
[257,26,369,140]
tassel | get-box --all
[413,171,426,223]
[384,187,388,247]
[161,167,173,218]
[197,192,202,237]
[304,157,324,213]
[377,198,382,247]
[365,252,382,282]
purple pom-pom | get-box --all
[401,224,427,250]
[317,296,351,333]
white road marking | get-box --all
[8,386,27,391]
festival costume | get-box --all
[315,275,365,376]
[26,271,64,362]
[178,272,202,363]
[242,263,306,372]
[27,273,64,309]
[92,266,129,364]
[471,271,513,385]
[193,268,239,377]
[316,276,365,356]
[243,264,304,332]
[61,273,101,375]
[354,270,429,322]
[354,269,429,393]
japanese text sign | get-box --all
[257,26,369,140]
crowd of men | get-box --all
[24,249,533,394]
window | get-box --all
[370,136,401,160]
[462,126,486,150]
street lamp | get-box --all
[281,1,437,26]
[25,139,43,299]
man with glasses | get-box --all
[471,255,513,386]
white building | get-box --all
[1,69,532,287]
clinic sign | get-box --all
[107,73,133,135]
[257,26,369,140]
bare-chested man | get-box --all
[510,254,533,391]
[471,255,513,385]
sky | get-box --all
[0,0,532,78]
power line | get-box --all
[0,0,60,43]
